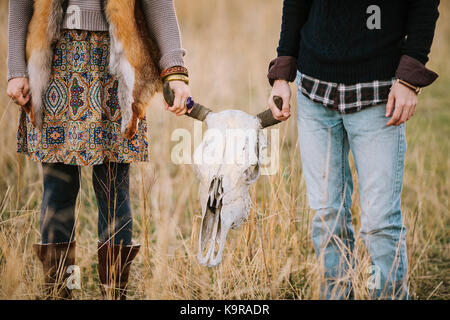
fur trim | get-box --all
[26,0,65,128]
[108,25,136,136]
[26,0,162,137]
[105,0,162,138]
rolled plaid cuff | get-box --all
[395,55,438,88]
[267,56,298,86]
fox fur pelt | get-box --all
[25,0,162,138]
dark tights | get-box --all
[40,162,132,245]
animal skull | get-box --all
[194,110,268,267]
[163,82,282,267]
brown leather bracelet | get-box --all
[396,79,422,95]
[160,66,188,79]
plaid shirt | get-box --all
[298,73,396,114]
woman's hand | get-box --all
[164,80,192,116]
[268,79,291,121]
[7,77,31,106]
[386,81,418,126]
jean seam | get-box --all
[341,129,350,213]
[341,136,346,212]
[386,125,407,297]
[391,126,404,204]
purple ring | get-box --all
[185,97,194,110]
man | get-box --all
[268,0,439,299]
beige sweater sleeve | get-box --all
[141,0,186,70]
[7,0,33,81]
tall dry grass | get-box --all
[0,0,448,299]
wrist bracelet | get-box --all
[396,79,421,95]
[164,74,189,85]
[160,66,188,79]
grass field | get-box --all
[0,0,448,299]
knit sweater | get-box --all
[275,0,440,84]
[62,0,109,31]
[7,0,186,81]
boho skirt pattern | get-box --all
[17,30,149,166]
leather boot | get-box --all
[33,241,76,299]
[97,241,140,300]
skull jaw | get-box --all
[197,205,231,267]
[197,202,250,268]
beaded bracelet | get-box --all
[160,66,188,79]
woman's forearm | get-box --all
[141,0,186,70]
[7,0,34,81]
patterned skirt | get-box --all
[17,30,149,166]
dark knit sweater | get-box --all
[276,0,440,84]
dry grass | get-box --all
[0,0,448,300]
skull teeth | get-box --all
[207,176,223,209]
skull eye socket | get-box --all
[244,163,259,183]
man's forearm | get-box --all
[395,0,440,88]
[277,0,312,57]
[268,0,312,85]
[403,0,440,65]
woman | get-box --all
[6,0,190,299]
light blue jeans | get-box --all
[296,73,409,299]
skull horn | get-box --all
[257,96,284,128]
[163,82,213,121]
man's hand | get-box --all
[386,81,418,126]
[268,79,291,121]
[7,77,30,106]
[164,80,191,116]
